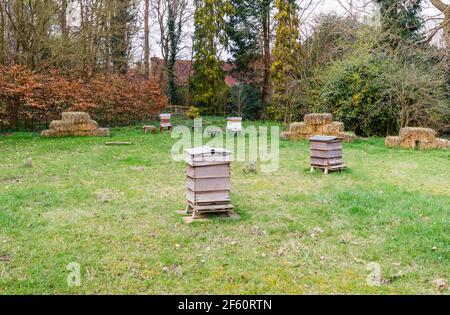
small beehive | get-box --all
[184,146,234,218]
[227,117,243,135]
[309,136,346,174]
[160,113,172,132]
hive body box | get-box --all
[184,147,234,218]
[309,136,346,175]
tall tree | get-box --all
[226,0,272,105]
[376,0,424,49]
[261,0,272,106]
[189,0,233,113]
[167,0,189,105]
[0,2,5,65]
[110,0,134,74]
[144,0,150,77]
[270,0,303,123]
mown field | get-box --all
[0,117,449,294]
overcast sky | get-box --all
[136,0,446,62]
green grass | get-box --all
[0,117,449,294]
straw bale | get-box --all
[62,112,91,123]
[290,122,307,134]
[49,120,73,132]
[304,113,333,126]
[92,128,110,137]
[41,112,109,137]
[72,121,99,132]
[434,138,449,149]
[338,132,357,143]
[290,133,308,140]
[400,127,436,141]
[323,122,344,135]
[385,136,401,148]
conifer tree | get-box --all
[376,0,424,49]
[189,0,233,114]
[270,0,303,122]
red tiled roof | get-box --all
[150,57,238,87]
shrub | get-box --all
[314,50,448,136]
[186,106,201,119]
[227,83,263,120]
[0,65,167,130]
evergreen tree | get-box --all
[226,0,273,108]
[226,0,262,81]
[270,0,303,122]
[167,1,179,104]
[110,0,134,74]
[190,0,233,114]
[376,0,424,49]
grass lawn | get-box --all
[0,117,449,295]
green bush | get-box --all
[315,50,448,136]
[227,83,263,120]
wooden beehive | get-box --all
[184,146,234,217]
[309,136,346,174]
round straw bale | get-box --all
[304,113,333,126]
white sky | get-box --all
[134,0,447,63]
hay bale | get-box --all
[400,127,437,141]
[323,122,344,135]
[49,120,73,132]
[304,113,333,126]
[42,112,109,138]
[434,138,450,149]
[338,132,357,143]
[62,112,91,123]
[385,136,401,148]
[290,122,307,134]
[72,121,99,132]
[92,128,110,137]
[418,140,436,150]
[290,133,309,140]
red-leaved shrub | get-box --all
[0,65,167,130]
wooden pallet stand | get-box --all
[309,136,346,175]
[182,146,238,223]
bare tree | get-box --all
[430,0,450,47]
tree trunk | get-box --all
[261,1,271,106]
[60,0,68,38]
[0,3,5,65]
[144,0,150,77]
